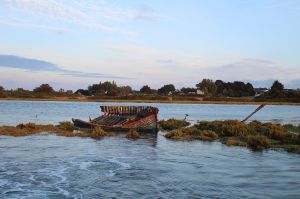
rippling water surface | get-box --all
[0,100,300,198]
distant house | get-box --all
[187,91,196,95]
[254,88,269,96]
[66,90,73,94]
[196,89,204,95]
[75,89,89,96]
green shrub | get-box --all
[247,135,270,150]
[159,119,190,130]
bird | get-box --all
[184,114,189,120]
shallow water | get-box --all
[0,100,300,198]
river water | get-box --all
[0,100,300,198]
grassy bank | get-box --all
[0,122,146,141]
[161,119,300,154]
[1,97,300,105]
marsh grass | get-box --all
[91,127,116,139]
[283,124,300,134]
[159,119,190,131]
[164,120,300,154]
[57,121,76,131]
[224,138,247,147]
[126,130,140,139]
[165,128,218,141]
[247,135,271,150]
[0,122,116,139]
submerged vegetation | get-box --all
[164,120,300,154]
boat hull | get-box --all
[72,105,159,133]
[72,115,158,133]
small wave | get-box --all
[108,158,131,169]
[0,179,8,187]
[57,186,71,197]
[79,161,94,170]
[106,170,116,177]
[51,168,67,183]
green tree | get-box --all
[33,84,55,93]
[196,79,217,96]
[271,80,284,92]
[269,80,284,97]
[180,87,196,94]
[88,81,119,96]
[0,85,5,98]
[140,85,152,94]
[118,86,133,96]
[158,84,175,95]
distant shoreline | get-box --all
[1,97,300,106]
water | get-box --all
[0,100,300,198]
[1,100,300,125]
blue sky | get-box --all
[0,0,299,90]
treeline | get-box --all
[255,80,300,102]
[74,79,256,97]
[0,79,299,102]
[0,84,73,98]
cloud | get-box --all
[156,59,174,63]
[0,54,130,79]
[1,0,164,35]
[0,19,69,33]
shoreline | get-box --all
[1,97,300,106]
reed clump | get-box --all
[165,127,218,141]
[195,120,250,137]
[126,130,140,139]
[159,119,190,131]
[165,127,195,140]
[247,135,271,150]
[56,121,76,131]
[199,130,219,141]
[224,138,247,147]
[91,127,115,139]
[0,125,27,136]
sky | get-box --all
[0,0,300,90]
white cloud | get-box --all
[1,0,164,35]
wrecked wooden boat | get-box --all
[72,106,159,132]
